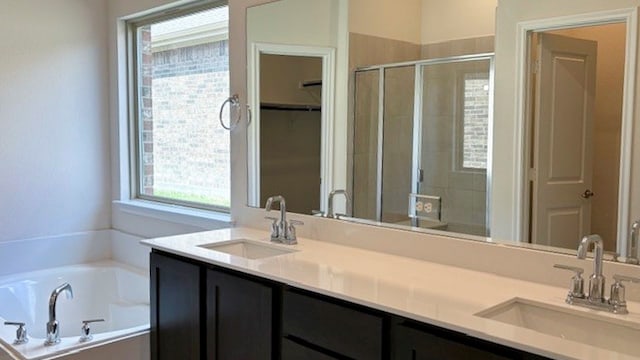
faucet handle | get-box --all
[80,319,104,342]
[609,274,640,308]
[609,275,640,314]
[613,274,640,284]
[4,321,28,345]
[265,216,280,240]
[282,220,303,245]
[553,264,585,299]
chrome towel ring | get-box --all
[219,94,241,130]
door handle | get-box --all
[581,189,595,199]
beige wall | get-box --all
[247,0,340,48]
[349,0,423,44]
[349,0,496,46]
[550,24,626,250]
[492,0,639,244]
[421,0,496,44]
[260,55,322,106]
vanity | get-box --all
[142,228,640,360]
[144,0,640,358]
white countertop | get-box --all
[141,227,640,360]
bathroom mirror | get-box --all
[245,0,639,261]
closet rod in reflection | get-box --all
[260,103,321,112]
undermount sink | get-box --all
[476,298,640,357]
[198,239,298,259]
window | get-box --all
[458,71,490,171]
[129,2,230,212]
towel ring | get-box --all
[219,94,241,131]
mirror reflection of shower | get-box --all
[352,54,494,237]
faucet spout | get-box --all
[265,195,286,223]
[577,234,605,302]
[577,234,603,276]
[327,190,351,219]
[45,282,73,345]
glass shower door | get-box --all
[416,58,492,236]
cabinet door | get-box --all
[393,322,548,360]
[150,252,201,360]
[206,268,273,360]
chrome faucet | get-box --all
[577,234,605,302]
[326,190,351,219]
[45,282,73,346]
[555,234,640,314]
[265,195,302,245]
[627,220,640,264]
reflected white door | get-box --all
[531,33,597,248]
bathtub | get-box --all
[0,261,149,360]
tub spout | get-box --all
[45,282,73,346]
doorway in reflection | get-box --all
[352,55,493,236]
[526,23,626,251]
[259,54,323,214]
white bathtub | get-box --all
[0,261,149,360]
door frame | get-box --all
[247,42,336,211]
[513,8,638,252]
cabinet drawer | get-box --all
[283,289,384,359]
[393,322,548,360]
[282,338,339,360]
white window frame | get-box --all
[125,0,231,214]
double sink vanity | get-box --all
[142,222,640,359]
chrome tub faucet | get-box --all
[45,282,73,346]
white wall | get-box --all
[0,0,111,242]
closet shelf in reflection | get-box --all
[260,102,321,112]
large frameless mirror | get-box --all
[244,0,640,264]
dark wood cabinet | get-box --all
[151,250,549,360]
[150,252,201,360]
[150,251,276,360]
[206,268,274,359]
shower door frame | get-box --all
[354,53,495,234]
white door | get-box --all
[531,33,597,248]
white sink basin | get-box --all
[198,239,297,259]
[476,298,640,357]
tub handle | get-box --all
[4,321,28,345]
[79,318,104,342]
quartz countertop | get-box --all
[141,227,640,360]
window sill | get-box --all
[113,200,234,229]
